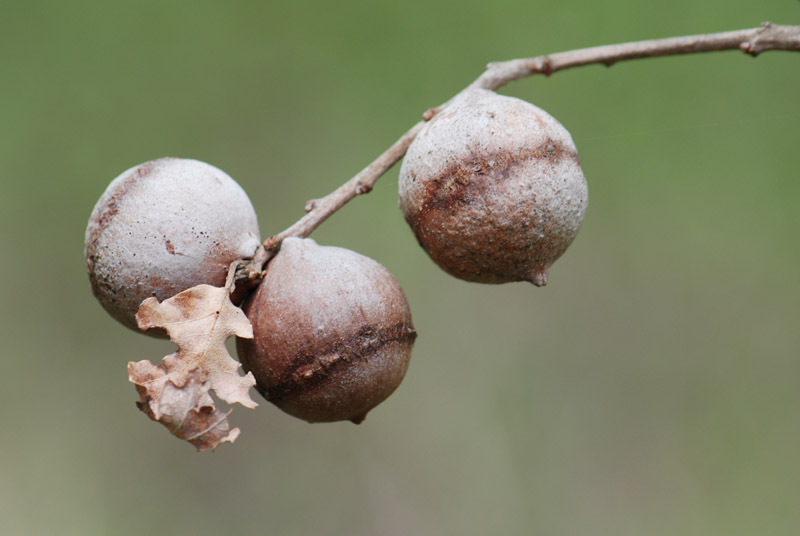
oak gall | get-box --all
[399,88,588,286]
[85,157,261,334]
[236,238,417,424]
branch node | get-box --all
[356,182,373,195]
[422,108,437,121]
[529,57,552,75]
[739,41,759,56]
[541,57,555,76]
[304,199,317,212]
[263,236,279,252]
[229,249,268,304]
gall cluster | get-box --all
[85,89,588,425]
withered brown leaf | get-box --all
[129,284,257,451]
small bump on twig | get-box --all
[540,57,554,76]
[263,236,279,252]
[739,41,757,56]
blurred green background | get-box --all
[1,1,798,535]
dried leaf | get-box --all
[129,361,240,451]
[128,284,257,451]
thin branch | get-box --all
[248,22,798,274]
[269,120,426,245]
[471,22,800,91]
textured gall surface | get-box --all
[85,157,261,333]
[237,238,416,424]
[399,88,588,285]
